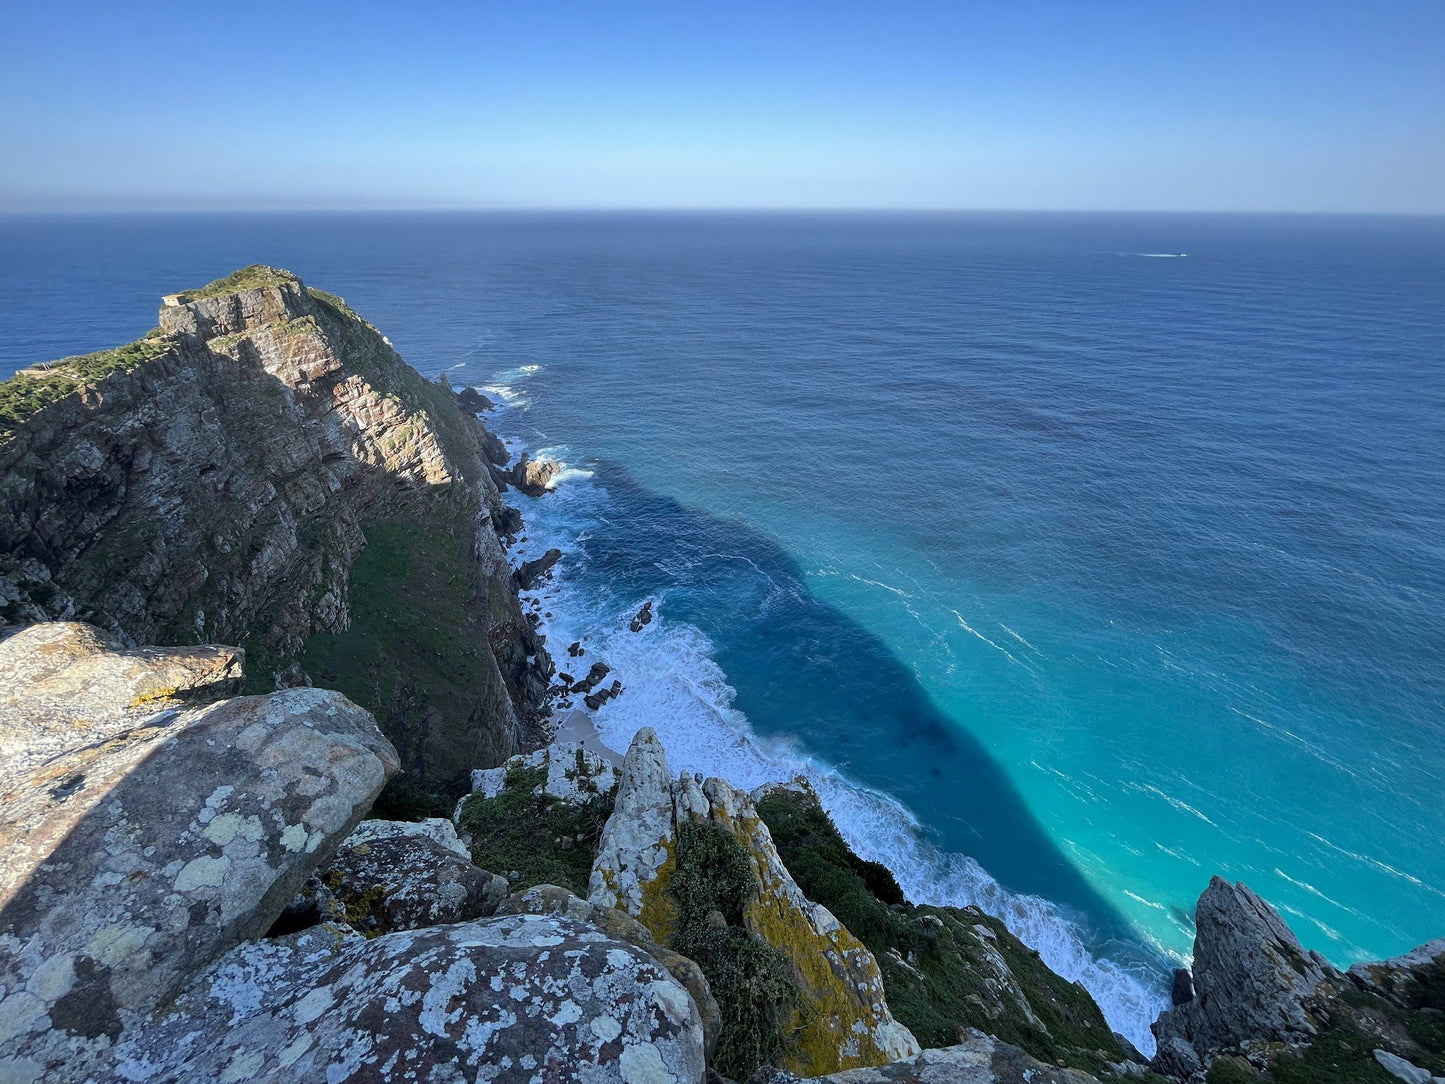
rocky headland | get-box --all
[1,270,1441,1084]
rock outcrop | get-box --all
[0,267,551,794]
[1150,878,1445,1082]
[1152,877,1338,1058]
[508,453,561,496]
[0,622,400,1082]
[589,729,920,1079]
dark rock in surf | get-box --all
[514,548,562,591]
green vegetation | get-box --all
[299,515,514,795]
[1269,1019,1396,1084]
[0,335,173,434]
[175,264,297,301]
[755,786,1124,1072]
[669,820,800,1080]
[1207,1057,1265,1083]
[455,762,614,897]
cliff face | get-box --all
[0,266,548,792]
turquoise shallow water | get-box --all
[3,212,1443,1050]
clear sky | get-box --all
[2,0,1442,213]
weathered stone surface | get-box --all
[503,883,724,1060]
[1349,938,1445,1002]
[0,268,551,789]
[1152,877,1338,1057]
[509,453,560,496]
[0,622,398,1082]
[748,1029,1101,1083]
[112,915,707,1083]
[469,741,618,807]
[1373,1049,1441,1084]
[288,818,508,937]
[590,728,919,1077]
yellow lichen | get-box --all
[637,837,679,944]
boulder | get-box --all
[630,601,655,632]
[509,453,560,496]
[493,503,524,539]
[0,622,399,1082]
[280,818,508,937]
[456,385,494,414]
[514,547,562,590]
[1152,877,1338,1058]
[590,728,920,1077]
[111,914,707,1083]
[572,660,612,694]
[745,1028,1102,1083]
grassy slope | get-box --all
[755,787,1127,1074]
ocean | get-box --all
[3,211,1443,1052]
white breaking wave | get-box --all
[487,369,1168,1054]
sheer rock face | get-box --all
[0,622,399,1083]
[0,268,549,786]
[1152,877,1339,1057]
[111,915,707,1084]
[589,728,920,1077]
[754,1028,1103,1083]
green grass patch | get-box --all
[0,335,174,434]
[670,820,800,1081]
[455,762,614,896]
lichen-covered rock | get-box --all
[0,267,552,791]
[503,883,725,1060]
[1152,877,1339,1057]
[589,728,919,1078]
[470,741,618,807]
[0,622,398,1083]
[285,818,508,938]
[747,1029,1103,1083]
[111,914,707,1083]
[590,728,679,934]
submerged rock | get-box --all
[113,915,707,1083]
[0,622,398,1082]
[630,600,655,632]
[751,1028,1104,1082]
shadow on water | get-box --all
[576,460,1154,954]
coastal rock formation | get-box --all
[752,780,1129,1075]
[588,729,920,1078]
[508,452,561,496]
[753,1028,1105,1083]
[1150,878,1445,1081]
[515,546,563,590]
[112,915,707,1084]
[0,621,399,1082]
[1152,877,1338,1057]
[0,266,550,794]
[468,740,619,806]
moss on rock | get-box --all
[756,784,1125,1073]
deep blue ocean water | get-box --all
[3,212,1443,1050]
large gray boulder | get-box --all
[112,914,707,1083]
[0,622,399,1083]
[1152,877,1339,1060]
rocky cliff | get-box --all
[0,267,550,795]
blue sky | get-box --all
[2,1,1441,212]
